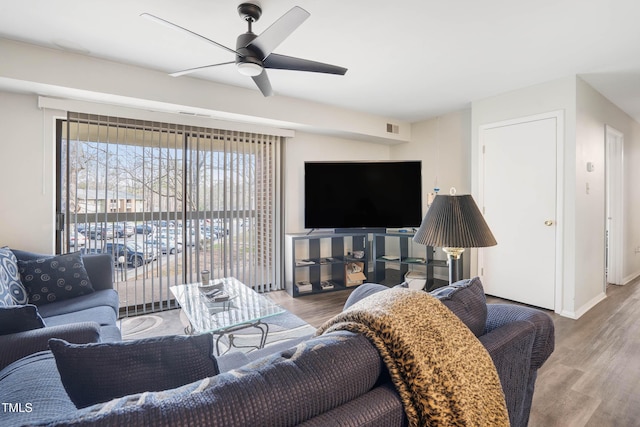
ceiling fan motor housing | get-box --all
[236,32,263,66]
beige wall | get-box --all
[393,109,472,200]
[0,92,59,253]
[576,77,640,288]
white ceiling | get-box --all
[2,0,640,123]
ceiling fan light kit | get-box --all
[237,62,262,77]
[141,2,347,97]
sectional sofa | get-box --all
[0,247,554,426]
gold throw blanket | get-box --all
[316,288,509,427]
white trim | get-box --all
[37,96,296,138]
[622,271,640,286]
[605,125,624,286]
[478,110,564,315]
[559,291,606,320]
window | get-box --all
[57,113,283,316]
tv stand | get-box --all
[372,232,453,291]
[285,232,367,297]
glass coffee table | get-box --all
[170,277,285,355]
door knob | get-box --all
[544,220,554,226]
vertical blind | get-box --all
[58,112,283,316]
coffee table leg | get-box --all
[212,320,270,356]
[255,321,269,349]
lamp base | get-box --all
[442,247,464,284]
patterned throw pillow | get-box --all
[17,252,94,306]
[0,247,28,306]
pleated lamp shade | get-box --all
[413,194,497,249]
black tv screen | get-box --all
[304,161,423,229]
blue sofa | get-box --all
[0,249,121,371]
[0,274,554,427]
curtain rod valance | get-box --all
[39,96,295,138]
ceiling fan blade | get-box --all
[251,71,274,97]
[264,53,347,75]
[141,13,241,57]
[246,6,310,59]
[169,62,235,77]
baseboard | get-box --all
[559,291,607,319]
[622,270,640,285]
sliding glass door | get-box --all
[57,113,283,316]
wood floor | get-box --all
[268,280,640,427]
[267,287,356,328]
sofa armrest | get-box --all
[485,304,555,371]
[0,322,101,371]
[479,320,536,427]
[81,253,114,291]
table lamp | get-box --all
[413,191,497,284]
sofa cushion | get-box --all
[49,334,219,408]
[43,305,117,328]
[430,277,487,337]
[0,247,28,305]
[0,304,46,335]
[36,289,119,318]
[0,351,76,426]
[17,252,95,306]
[343,283,390,310]
[97,324,123,343]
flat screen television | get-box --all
[304,161,423,230]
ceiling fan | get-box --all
[141,3,347,97]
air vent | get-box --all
[386,123,400,134]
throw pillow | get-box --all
[429,277,487,337]
[0,247,28,306]
[17,252,94,306]
[0,304,46,335]
[49,333,219,409]
[343,283,390,310]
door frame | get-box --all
[605,125,624,286]
[478,110,564,314]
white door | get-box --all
[479,113,560,310]
[605,125,624,285]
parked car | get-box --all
[136,223,155,235]
[118,222,135,237]
[68,233,86,247]
[179,228,198,246]
[92,242,157,267]
[201,226,225,239]
[213,225,229,236]
[146,238,181,254]
[86,225,115,240]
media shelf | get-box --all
[285,232,367,297]
[372,232,452,291]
